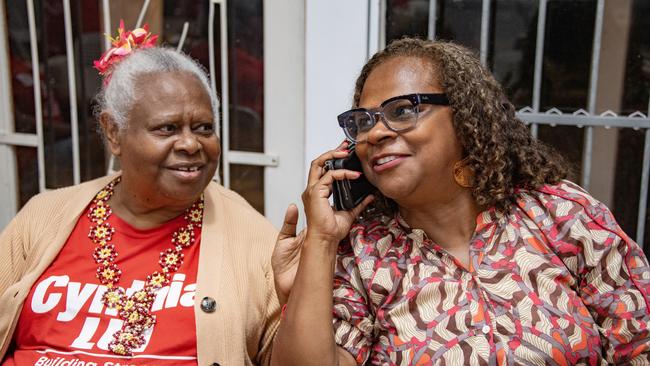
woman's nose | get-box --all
[362,113,397,144]
[175,130,201,154]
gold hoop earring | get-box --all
[453,158,474,188]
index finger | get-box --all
[307,146,350,185]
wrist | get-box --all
[304,233,339,254]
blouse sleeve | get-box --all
[578,228,650,364]
[534,181,650,364]
[332,237,375,365]
[546,185,650,364]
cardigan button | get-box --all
[201,296,217,313]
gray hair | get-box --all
[97,47,219,129]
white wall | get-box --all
[304,0,370,177]
[264,0,307,228]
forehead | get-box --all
[133,71,212,107]
[359,56,442,108]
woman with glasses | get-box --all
[272,38,650,365]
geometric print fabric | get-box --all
[333,181,650,365]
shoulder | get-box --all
[16,175,114,225]
[515,180,631,270]
[204,182,277,252]
[517,180,624,236]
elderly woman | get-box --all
[0,25,286,366]
[273,38,650,365]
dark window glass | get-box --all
[490,0,538,108]
[385,0,650,255]
[5,0,265,214]
[613,0,650,252]
[541,0,596,111]
[162,1,264,153]
[230,164,264,213]
[436,0,482,52]
[6,0,105,192]
[386,0,430,43]
[15,147,39,207]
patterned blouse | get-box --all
[332,181,650,365]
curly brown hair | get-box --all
[353,38,568,212]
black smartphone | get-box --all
[325,150,376,211]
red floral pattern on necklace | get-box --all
[87,177,203,356]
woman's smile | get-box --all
[166,163,206,181]
[371,154,408,172]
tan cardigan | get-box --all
[0,174,280,365]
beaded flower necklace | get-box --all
[87,177,204,356]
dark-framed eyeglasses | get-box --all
[337,93,449,142]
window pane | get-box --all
[613,0,650,252]
[541,0,596,111]
[437,0,482,52]
[6,1,105,195]
[162,1,264,153]
[490,0,538,108]
[230,164,264,214]
[15,146,38,207]
[386,0,430,44]
[6,1,36,134]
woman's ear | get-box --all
[100,112,122,157]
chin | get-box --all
[162,183,206,203]
[377,184,412,202]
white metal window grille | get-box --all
[0,0,278,226]
[369,0,650,244]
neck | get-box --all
[109,180,196,230]
[398,188,482,251]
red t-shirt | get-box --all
[3,206,201,366]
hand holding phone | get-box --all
[325,149,375,211]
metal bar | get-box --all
[367,0,382,59]
[580,126,593,189]
[0,133,39,147]
[530,123,539,138]
[378,0,386,50]
[102,0,114,174]
[218,0,230,188]
[587,0,605,114]
[637,128,650,244]
[208,2,217,121]
[427,0,437,40]
[228,151,279,167]
[532,0,547,113]
[517,113,650,129]
[637,96,650,245]
[177,22,190,52]
[0,0,17,229]
[63,0,80,185]
[0,2,15,136]
[480,0,491,65]
[580,0,605,190]
[135,0,151,28]
[102,0,111,51]
[26,0,46,192]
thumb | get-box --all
[278,204,299,240]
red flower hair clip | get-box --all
[93,20,158,85]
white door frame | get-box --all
[263,0,307,228]
[303,0,371,184]
[0,2,19,229]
